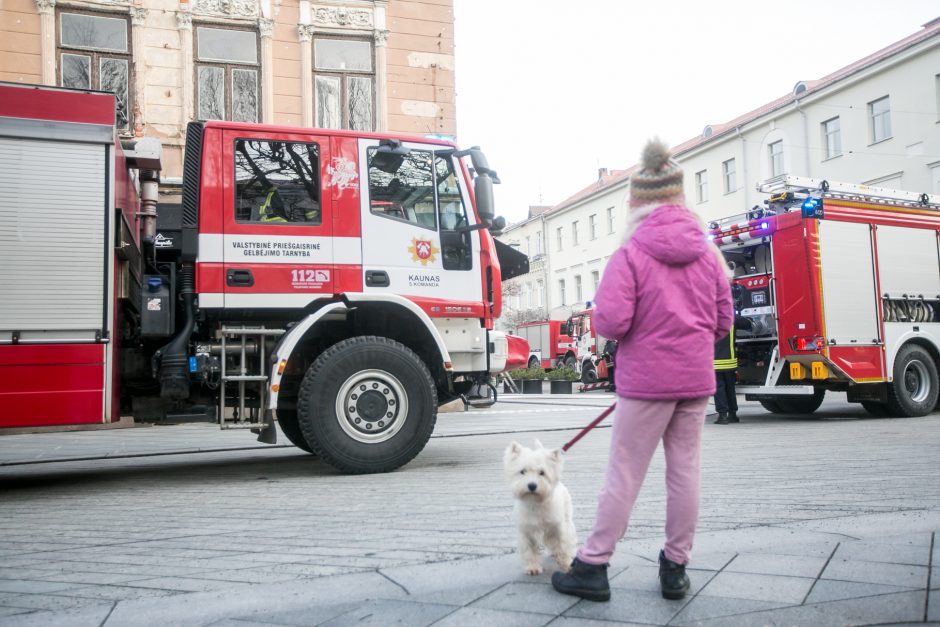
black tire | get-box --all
[564,355,577,369]
[297,336,437,474]
[776,390,825,414]
[528,356,540,369]
[581,365,598,384]
[759,399,784,414]
[275,408,314,453]
[860,401,890,417]
[886,344,939,417]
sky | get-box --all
[452,0,939,225]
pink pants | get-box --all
[578,396,709,566]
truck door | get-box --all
[221,129,333,308]
[357,139,482,313]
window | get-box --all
[572,221,579,246]
[535,231,542,255]
[769,141,784,177]
[695,170,708,203]
[574,275,582,302]
[822,117,842,159]
[525,235,531,256]
[234,139,321,224]
[57,11,131,129]
[722,159,736,194]
[606,207,614,233]
[869,96,891,143]
[558,279,566,306]
[526,282,534,308]
[589,214,597,240]
[591,270,599,295]
[556,227,563,251]
[314,38,374,131]
[367,147,471,270]
[196,27,259,122]
[536,279,544,307]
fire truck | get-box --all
[0,83,529,473]
[709,175,940,417]
[515,308,611,383]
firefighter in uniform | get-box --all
[258,186,288,223]
[713,326,738,424]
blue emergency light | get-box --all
[801,196,823,218]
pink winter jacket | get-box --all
[594,204,733,400]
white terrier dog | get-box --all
[503,439,577,575]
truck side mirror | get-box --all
[475,171,495,222]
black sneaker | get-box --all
[728,412,740,423]
[714,413,729,425]
[659,550,690,600]
[551,557,610,602]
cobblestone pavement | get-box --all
[0,393,937,625]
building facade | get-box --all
[499,17,940,330]
[0,0,456,183]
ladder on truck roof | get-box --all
[758,175,940,209]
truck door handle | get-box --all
[365,270,389,287]
[226,269,254,287]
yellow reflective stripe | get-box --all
[259,188,287,222]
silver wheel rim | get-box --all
[335,369,408,443]
[904,359,930,404]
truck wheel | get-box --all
[776,390,826,414]
[886,345,938,417]
[564,355,577,369]
[275,409,313,453]
[528,356,540,369]
[581,365,598,384]
[759,399,784,414]
[297,336,437,474]
[860,401,890,417]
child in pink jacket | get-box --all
[553,138,733,603]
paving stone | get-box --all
[834,540,930,565]
[562,587,687,624]
[0,607,37,618]
[683,590,926,626]
[670,596,793,625]
[821,558,928,588]
[549,618,651,627]
[315,598,456,626]
[805,579,917,603]
[432,606,550,626]
[0,591,121,612]
[117,576,254,593]
[0,579,85,594]
[928,588,938,621]
[698,571,814,604]
[471,581,578,615]
[52,584,182,601]
[608,564,715,595]
[0,604,115,627]
[861,531,934,547]
[33,571,150,586]
[723,553,828,578]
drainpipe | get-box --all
[735,126,749,208]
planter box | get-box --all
[550,380,573,394]
[521,380,543,394]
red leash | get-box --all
[561,403,616,452]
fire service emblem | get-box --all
[408,237,439,266]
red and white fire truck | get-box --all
[516,308,611,383]
[0,83,529,473]
[709,175,940,417]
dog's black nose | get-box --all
[527,482,537,492]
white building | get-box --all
[499,17,940,331]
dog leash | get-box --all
[561,403,616,452]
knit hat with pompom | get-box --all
[629,138,684,208]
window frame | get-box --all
[574,274,582,303]
[194,24,262,123]
[56,9,132,131]
[571,220,579,246]
[558,279,566,306]
[869,96,892,144]
[769,140,784,178]
[591,270,600,295]
[722,158,736,194]
[822,117,842,160]
[695,169,708,204]
[313,35,376,131]
[556,227,563,251]
[606,206,614,233]
[589,214,597,240]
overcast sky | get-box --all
[452,1,939,224]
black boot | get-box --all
[714,413,729,425]
[728,411,739,423]
[551,557,610,602]
[659,550,690,600]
